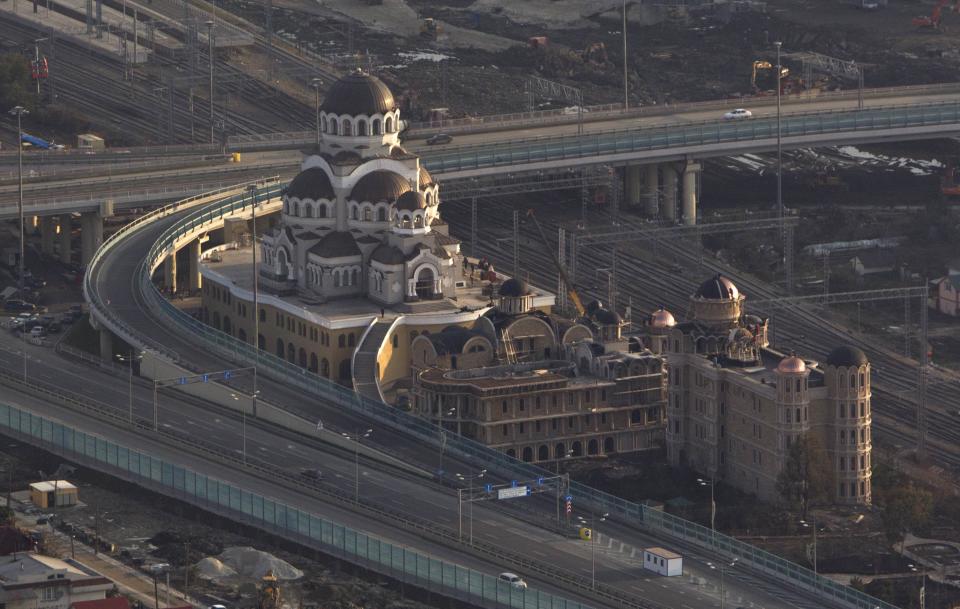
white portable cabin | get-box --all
[643,547,682,577]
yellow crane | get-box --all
[526,210,586,317]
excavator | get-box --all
[750,60,791,94]
[526,210,586,317]
[912,0,960,29]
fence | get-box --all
[116,184,899,609]
[0,400,591,609]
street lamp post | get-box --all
[577,512,608,590]
[909,563,926,609]
[455,469,485,544]
[437,406,455,476]
[800,515,818,576]
[246,184,259,417]
[555,449,573,525]
[698,476,716,533]
[9,106,27,348]
[115,350,144,424]
[622,0,628,111]
[342,429,372,503]
[707,558,738,609]
[206,20,215,145]
[229,392,255,464]
[311,78,323,147]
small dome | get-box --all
[594,309,623,325]
[308,231,360,258]
[695,274,739,300]
[370,243,405,265]
[499,278,531,297]
[350,170,411,203]
[286,167,334,200]
[320,70,396,116]
[395,191,427,211]
[777,355,807,374]
[826,345,868,368]
[650,307,676,328]
[419,166,434,189]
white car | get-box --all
[498,572,528,589]
[723,108,753,120]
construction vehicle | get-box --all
[526,210,586,317]
[751,60,792,94]
[578,42,609,66]
[912,0,960,29]
[420,18,440,40]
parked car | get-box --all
[60,312,75,325]
[300,468,323,480]
[723,108,753,120]
[30,326,46,338]
[426,133,453,145]
[498,573,528,589]
[47,321,62,333]
[3,299,35,313]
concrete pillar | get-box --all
[80,211,104,267]
[40,216,56,257]
[188,240,202,292]
[625,165,642,208]
[644,164,659,217]
[682,162,701,226]
[99,329,113,363]
[165,251,178,294]
[58,215,72,264]
[662,164,678,222]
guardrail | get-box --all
[125,185,896,609]
[419,100,960,174]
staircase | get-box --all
[352,320,393,403]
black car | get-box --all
[3,299,35,313]
[300,468,323,480]
[47,321,62,333]
[426,133,453,145]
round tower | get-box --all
[690,274,744,328]
[646,307,676,354]
[825,345,872,505]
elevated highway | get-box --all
[64,182,898,609]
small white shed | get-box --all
[643,547,682,577]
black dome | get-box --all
[308,231,360,258]
[320,71,396,116]
[695,274,739,300]
[826,345,868,368]
[286,167,334,200]
[370,243,405,265]
[594,309,622,325]
[395,191,427,212]
[499,278,530,297]
[350,170,411,203]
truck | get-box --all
[20,133,64,150]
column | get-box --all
[165,251,178,294]
[682,162,701,226]
[58,215,72,264]
[625,165,642,208]
[80,211,104,266]
[40,216,56,257]
[99,329,113,363]
[662,164,678,223]
[188,240,202,292]
[644,164,659,217]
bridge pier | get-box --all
[99,328,113,363]
[625,165,642,208]
[80,202,114,267]
[40,216,56,257]
[682,162,701,226]
[188,240,202,292]
[58,215,72,264]
[165,251,178,294]
[644,164,659,217]
[662,164,678,223]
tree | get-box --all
[0,53,33,112]
[881,483,933,548]
[0,505,12,524]
[776,433,834,517]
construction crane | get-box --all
[526,210,586,317]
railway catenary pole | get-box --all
[247,184,260,418]
[622,0,628,111]
[775,41,784,236]
[206,20,215,145]
[9,106,27,316]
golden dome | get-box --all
[777,355,806,374]
[650,307,676,328]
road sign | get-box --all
[485,483,493,494]
[565,500,572,515]
[497,485,529,500]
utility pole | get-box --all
[775,41,784,231]
[246,184,260,418]
[206,20,215,145]
[622,0,628,111]
[9,107,27,331]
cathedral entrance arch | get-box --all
[413,264,438,300]
[277,247,291,279]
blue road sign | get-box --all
[485,483,493,493]
[537,476,544,486]
[223,370,232,379]
[202,374,209,382]
[178,377,187,385]
[511,479,518,487]
[565,495,573,501]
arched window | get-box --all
[351,206,359,220]
[212,311,220,330]
[287,342,296,363]
[850,374,856,388]
[276,338,284,358]
[329,120,338,135]
[385,116,394,133]
[348,333,356,347]
[257,334,265,349]
[283,201,290,214]
[414,214,424,228]
[588,439,599,456]
[321,116,327,132]
[363,206,372,222]
[321,358,329,377]
[522,447,533,462]
[357,119,367,136]
[538,445,549,461]
[293,202,300,216]
[604,437,615,454]
[222,316,232,335]
[339,359,351,381]
[351,269,359,287]
[298,347,307,368]
[309,353,318,372]
[341,119,352,136]
[630,409,642,425]
[334,271,341,288]
[377,207,387,222]
[571,441,583,457]
[259,308,266,322]
[372,118,382,134]
[304,204,313,218]
[338,335,345,348]
[317,203,327,218]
